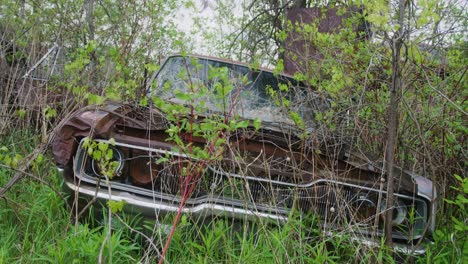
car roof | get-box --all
[165,54,296,79]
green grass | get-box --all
[161,215,354,263]
[0,132,140,263]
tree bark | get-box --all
[384,0,407,248]
[86,0,95,42]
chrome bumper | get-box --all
[58,167,429,255]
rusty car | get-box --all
[52,54,436,254]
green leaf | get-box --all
[88,94,105,105]
[196,148,209,160]
[175,92,191,101]
[92,150,102,160]
[98,142,108,152]
[139,96,148,107]
[253,118,262,131]
[16,109,26,119]
[35,154,44,164]
[156,157,169,164]
[45,106,57,119]
[235,120,250,129]
[279,83,289,92]
[105,149,113,161]
[11,154,23,168]
[200,122,214,132]
[214,138,226,147]
[315,112,323,121]
[3,155,11,166]
[107,200,126,213]
[289,111,304,128]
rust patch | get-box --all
[52,103,170,166]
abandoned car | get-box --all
[52,54,435,253]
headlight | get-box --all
[350,194,377,227]
[377,196,428,240]
[341,186,429,241]
[90,145,125,179]
[380,200,407,226]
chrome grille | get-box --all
[149,167,357,222]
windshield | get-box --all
[149,56,328,125]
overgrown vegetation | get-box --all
[1,0,466,263]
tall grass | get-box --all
[0,132,140,263]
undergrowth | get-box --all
[0,132,140,263]
[0,131,466,263]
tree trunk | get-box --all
[384,0,407,248]
[86,0,95,42]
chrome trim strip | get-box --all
[64,180,287,222]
